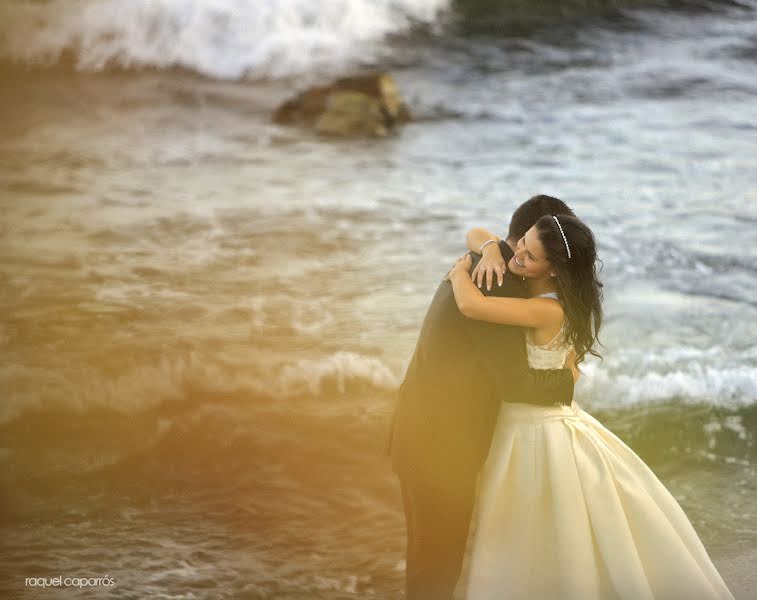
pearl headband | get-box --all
[552,215,571,259]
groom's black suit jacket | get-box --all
[386,242,574,482]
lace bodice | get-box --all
[526,327,571,370]
[525,292,572,370]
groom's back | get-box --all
[388,244,529,480]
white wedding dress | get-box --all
[466,296,734,600]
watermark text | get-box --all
[25,575,116,589]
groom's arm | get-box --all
[467,245,574,406]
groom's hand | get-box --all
[564,348,580,383]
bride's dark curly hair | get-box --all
[534,214,603,365]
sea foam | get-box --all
[577,345,757,409]
[0,0,448,79]
[0,349,401,424]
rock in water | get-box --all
[315,91,386,137]
[273,73,410,138]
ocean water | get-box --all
[1,0,756,598]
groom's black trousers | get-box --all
[399,473,477,600]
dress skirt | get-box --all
[465,401,734,600]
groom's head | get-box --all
[506,195,575,246]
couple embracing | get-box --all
[385,196,733,600]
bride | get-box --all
[444,214,734,600]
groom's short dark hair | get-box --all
[507,195,575,241]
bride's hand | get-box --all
[471,246,505,290]
[443,253,473,282]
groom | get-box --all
[385,195,577,600]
